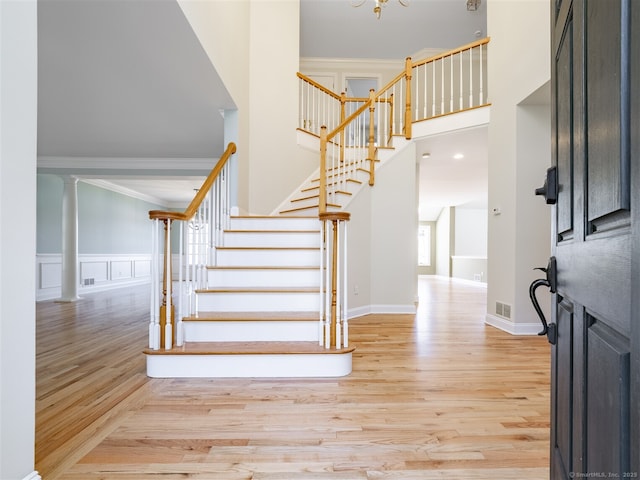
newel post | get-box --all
[319,211,350,349]
[340,92,347,163]
[319,126,328,214]
[149,210,185,350]
[367,88,377,187]
[404,56,413,140]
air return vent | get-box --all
[496,301,511,319]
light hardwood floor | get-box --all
[36,276,550,480]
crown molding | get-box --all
[37,156,217,172]
[81,179,172,207]
[300,56,404,71]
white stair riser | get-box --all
[223,231,320,248]
[146,352,352,378]
[216,249,320,267]
[229,217,319,231]
[183,320,318,342]
[207,268,319,288]
[197,291,320,312]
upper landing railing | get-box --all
[297,37,490,212]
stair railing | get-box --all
[148,142,237,351]
[302,38,490,350]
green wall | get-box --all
[37,174,164,255]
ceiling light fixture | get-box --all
[453,153,465,159]
[351,0,410,20]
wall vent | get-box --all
[83,278,95,286]
[496,301,511,319]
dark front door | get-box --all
[550,0,639,478]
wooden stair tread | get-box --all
[207,265,320,270]
[302,178,362,192]
[184,311,319,321]
[230,215,316,219]
[144,341,355,356]
[196,286,319,293]
[224,229,320,233]
[279,204,341,214]
[215,246,319,251]
[292,191,351,203]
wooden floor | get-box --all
[36,277,551,480]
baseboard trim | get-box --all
[485,314,542,336]
[348,304,416,320]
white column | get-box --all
[59,175,81,302]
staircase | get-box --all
[278,158,380,216]
[144,37,491,379]
[145,214,354,378]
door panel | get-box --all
[550,0,637,478]
[585,0,630,223]
[586,315,631,474]
[556,17,574,237]
[552,300,574,477]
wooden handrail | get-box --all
[149,141,237,221]
[412,37,490,69]
[297,72,342,100]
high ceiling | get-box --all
[37,0,488,219]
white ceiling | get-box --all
[37,0,488,220]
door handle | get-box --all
[529,256,557,345]
[535,166,558,204]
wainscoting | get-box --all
[36,254,152,301]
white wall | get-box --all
[435,207,453,277]
[514,102,552,328]
[455,208,487,256]
[347,143,417,317]
[370,143,418,312]
[180,0,317,215]
[451,207,488,282]
[0,1,39,478]
[486,0,551,334]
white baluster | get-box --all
[459,51,464,110]
[319,223,325,346]
[449,54,453,113]
[343,221,349,348]
[164,220,172,350]
[336,219,341,349]
[469,47,474,107]
[479,44,484,105]
[432,61,436,117]
[423,63,428,119]
[324,223,331,349]
[299,78,304,129]
[176,221,184,346]
[150,219,160,350]
[440,58,445,115]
